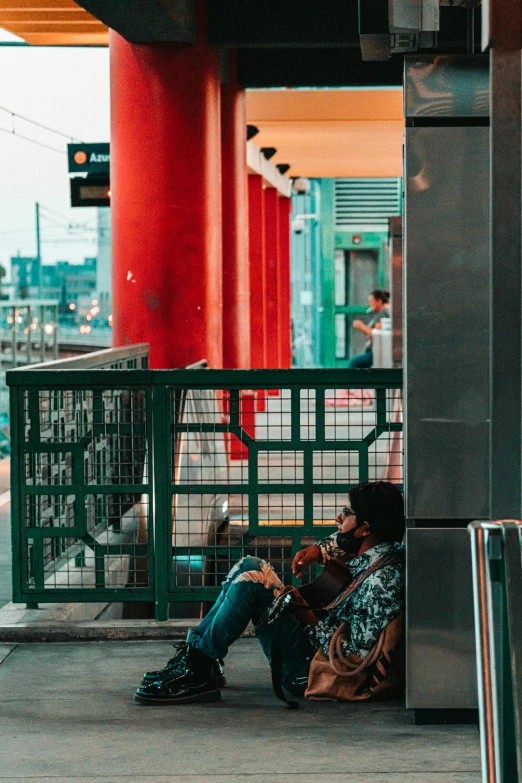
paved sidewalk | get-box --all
[0,638,481,783]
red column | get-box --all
[110,25,222,369]
[278,195,292,368]
[221,80,250,369]
[263,187,280,368]
[248,174,266,368]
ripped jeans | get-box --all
[188,556,316,695]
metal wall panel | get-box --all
[405,123,490,519]
[404,55,489,118]
[406,527,477,709]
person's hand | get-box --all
[352,319,364,331]
[291,544,321,578]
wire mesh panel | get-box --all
[9,345,153,605]
[161,369,403,611]
[9,361,402,616]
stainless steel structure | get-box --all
[407,527,477,710]
[404,55,490,713]
[469,521,522,783]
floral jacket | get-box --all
[308,536,405,660]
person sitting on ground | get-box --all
[134,480,405,706]
[348,289,390,369]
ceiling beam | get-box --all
[208,0,359,48]
[0,11,94,22]
[17,32,108,44]
[238,49,404,88]
[3,22,106,33]
[0,1,82,8]
[74,0,197,43]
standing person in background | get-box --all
[348,289,390,369]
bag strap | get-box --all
[327,621,386,677]
[325,553,404,611]
[324,553,403,678]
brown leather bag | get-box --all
[305,612,404,702]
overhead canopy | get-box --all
[0,0,108,46]
[0,6,404,179]
[246,88,403,178]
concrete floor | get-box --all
[0,638,481,783]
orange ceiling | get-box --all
[246,89,404,178]
[0,1,108,46]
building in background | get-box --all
[96,207,111,317]
[10,254,39,299]
[12,255,97,308]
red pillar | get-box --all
[221,80,250,368]
[110,26,222,369]
[263,187,280,368]
[278,195,292,368]
[248,174,266,368]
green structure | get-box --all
[291,178,402,369]
[8,345,402,621]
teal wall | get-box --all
[291,178,399,368]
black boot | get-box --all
[135,646,221,705]
[141,642,226,687]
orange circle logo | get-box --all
[74,151,87,165]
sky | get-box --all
[0,28,110,279]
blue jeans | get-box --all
[348,349,373,368]
[188,556,316,695]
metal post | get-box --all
[152,383,170,621]
[489,4,522,518]
[500,523,522,781]
[26,306,31,364]
[11,306,16,368]
[35,203,41,300]
[470,522,501,782]
[39,305,44,364]
[470,520,522,782]
[52,305,58,361]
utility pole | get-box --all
[35,202,41,299]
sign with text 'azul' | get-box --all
[68,143,110,174]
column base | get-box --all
[413,708,479,725]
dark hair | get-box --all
[370,289,390,304]
[349,481,405,543]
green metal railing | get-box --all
[8,346,402,620]
[470,520,522,783]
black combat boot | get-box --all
[141,641,226,687]
[135,646,221,705]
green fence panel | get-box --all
[8,354,403,619]
[8,345,154,606]
[155,368,403,619]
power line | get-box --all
[0,125,65,155]
[0,228,35,237]
[0,105,83,143]
[39,214,70,229]
[39,204,76,224]
[39,204,71,219]
[42,238,96,244]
